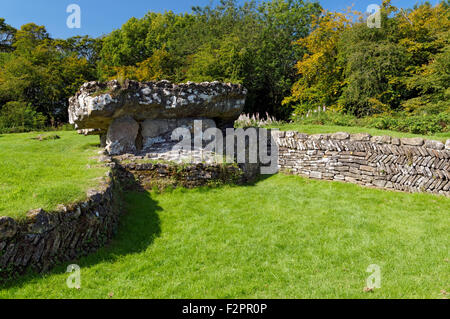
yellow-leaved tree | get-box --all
[282,10,354,116]
[398,2,450,114]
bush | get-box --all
[291,112,359,127]
[235,113,283,128]
[0,101,47,133]
[361,113,449,135]
[291,111,449,135]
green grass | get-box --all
[1,174,448,299]
[0,131,107,219]
[265,124,450,142]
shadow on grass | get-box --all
[1,170,274,290]
[1,172,163,290]
[246,173,274,186]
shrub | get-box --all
[290,111,449,135]
[235,113,283,128]
[291,112,358,127]
[361,113,449,135]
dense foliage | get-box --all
[98,0,321,118]
[286,0,450,129]
[0,0,449,134]
[290,111,450,135]
[0,22,100,131]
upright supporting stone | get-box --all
[106,116,139,155]
[141,119,175,150]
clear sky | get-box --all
[0,0,441,39]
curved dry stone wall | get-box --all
[3,126,447,280]
[275,131,450,196]
[0,151,258,280]
[0,169,122,281]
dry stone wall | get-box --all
[0,149,260,280]
[0,169,122,281]
[115,157,246,191]
[3,126,447,280]
[275,131,450,196]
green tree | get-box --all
[97,0,321,119]
[0,101,46,133]
[286,0,450,118]
[283,10,353,116]
[398,2,450,114]
[250,0,322,118]
[0,18,16,52]
[0,23,95,126]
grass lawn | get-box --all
[0,131,107,219]
[265,123,450,142]
[1,174,448,299]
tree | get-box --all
[110,47,178,82]
[249,0,322,118]
[398,2,450,114]
[0,18,16,52]
[55,36,103,63]
[0,23,96,125]
[0,101,46,132]
[97,0,321,119]
[283,10,353,116]
[337,6,410,116]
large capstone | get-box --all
[69,80,247,155]
[69,80,247,131]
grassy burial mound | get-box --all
[0,131,107,219]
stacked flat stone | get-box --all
[274,131,450,196]
[0,170,121,280]
[115,156,245,190]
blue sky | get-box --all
[0,0,441,39]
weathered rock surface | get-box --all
[0,217,17,240]
[106,116,139,155]
[350,133,371,141]
[400,137,424,146]
[424,139,445,150]
[331,132,350,140]
[69,80,247,131]
[69,80,247,155]
[140,118,216,150]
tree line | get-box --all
[0,0,449,134]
